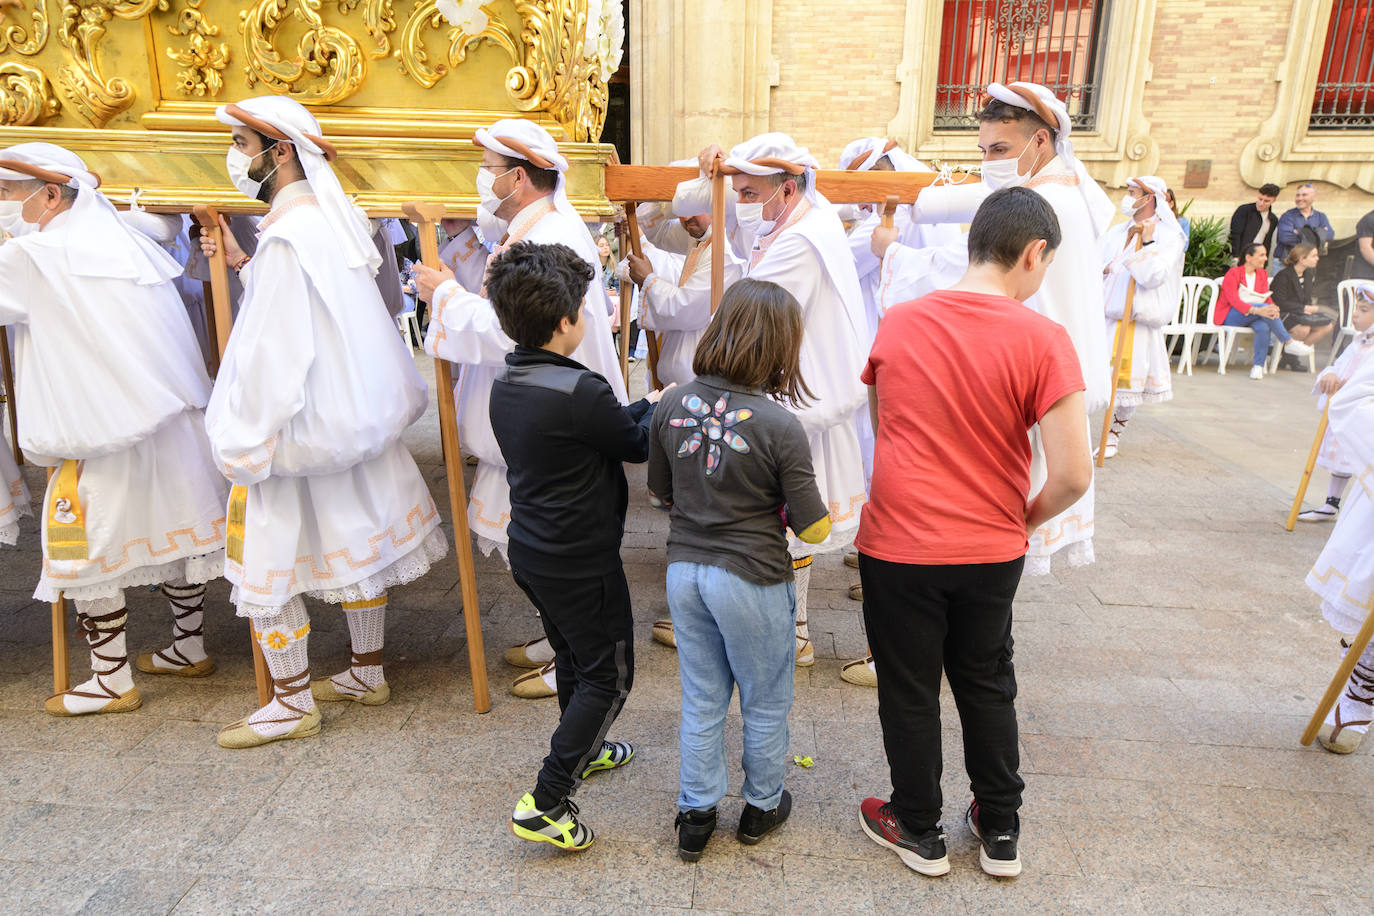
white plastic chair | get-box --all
[1167,277,1216,375]
[397,308,421,348]
[1328,279,1362,368]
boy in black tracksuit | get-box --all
[486,241,668,851]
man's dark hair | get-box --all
[967,187,1062,269]
[500,155,559,193]
[485,241,592,348]
[252,129,302,168]
[975,99,1058,144]
[1259,183,1281,197]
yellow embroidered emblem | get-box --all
[47,460,88,561]
[226,485,247,564]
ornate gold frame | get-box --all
[0,0,620,213]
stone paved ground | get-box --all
[2,349,1371,914]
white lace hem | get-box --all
[0,521,18,547]
[232,527,449,618]
[1115,389,1173,409]
[34,550,225,603]
[474,532,512,568]
[1022,538,1095,578]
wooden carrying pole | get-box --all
[0,327,20,465]
[1286,405,1329,531]
[1302,599,1374,746]
[1097,236,1143,468]
[403,202,491,714]
[612,220,631,384]
[47,465,69,694]
[192,205,272,709]
[622,205,663,389]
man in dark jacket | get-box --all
[1229,183,1281,263]
[487,240,669,852]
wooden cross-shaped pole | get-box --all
[192,204,273,709]
[1286,405,1330,531]
[621,205,663,389]
[0,327,20,465]
[403,202,491,714]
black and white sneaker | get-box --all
[736,789,791,845]
[966,800,1021,877]
[674,807,717,862]
[511,793,594,851]
[858,797,949,876]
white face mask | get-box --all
[226,144,280,202]
[1120,194,1147,217]
[736,183,784,237]
[980,136,1040,192]
[476,167,516,213]
[0,188,43,238]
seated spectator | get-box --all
[1274,183,1335,264]
[1166,188,1190,246]
[1355,207,1374,281]
[1229,183,1280,263]
[1214,242,1315,378]
[1272,242,1334,349]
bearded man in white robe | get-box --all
[203,97,448,748]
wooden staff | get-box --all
[612,220,631,384]
[1301,598,1374,746]
[622,204,663,390]
[403,202,491,714]
[709,158,726,314]
[0,327,20,465]
[46,465,68,693]
[1097,234,1143,468]
[1286,405,1330,531]
[880,195,900,230]
[192,205,272,709]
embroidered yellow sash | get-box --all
[46,459,88,561]
[226,485,247,564]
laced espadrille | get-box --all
[217,671,322,749]
[310,649,390,705]
[651,619,677,648]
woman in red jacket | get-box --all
[1214,242,1314,379]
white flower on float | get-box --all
[436,0,489,37]
[584,0,604,58]
[596,0,625,82]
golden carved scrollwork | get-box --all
[167,0,229,96]
[0,60,60,124]
[337,0,395,59]
[238,0,366,103]
[58,0,167,128]
[1,0,49,55]
[396,0,517,90]
[505,0,607,141]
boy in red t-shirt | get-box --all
[856,187,1093,879]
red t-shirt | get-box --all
[856,290,1085,565]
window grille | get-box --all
[1310,0,1374,129]
[934,0,1111,130]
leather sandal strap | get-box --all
[352,649,384,668]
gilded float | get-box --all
[0,0,622,213]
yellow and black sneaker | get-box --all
[511,793,594,851]
[580,739,635,779]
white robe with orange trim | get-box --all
[206,182,447,617]
[1308,350,1374,634]
[440,223,491,294]
[1101,219,1183,408]
[740,199,869,554]
[0,436,29,546]
[638,230,743,387]
[0,211,227,602]
[423,196,627,559]
[1314,330,1374,475]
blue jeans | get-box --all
[667,561,796,813]
[1223,309,1290,366]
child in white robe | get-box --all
[1307,329,1374,753]
[0,436,28,546]
[1298,284,1374,523]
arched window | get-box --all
[1310,0,1374,129]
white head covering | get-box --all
[986,81,1114,237]
[1128,175,1184,241]
[837,137,929,174]
[473,118,601,264]
[0,142,181,284]
[723,132,821,205]
[215,96,380,273]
